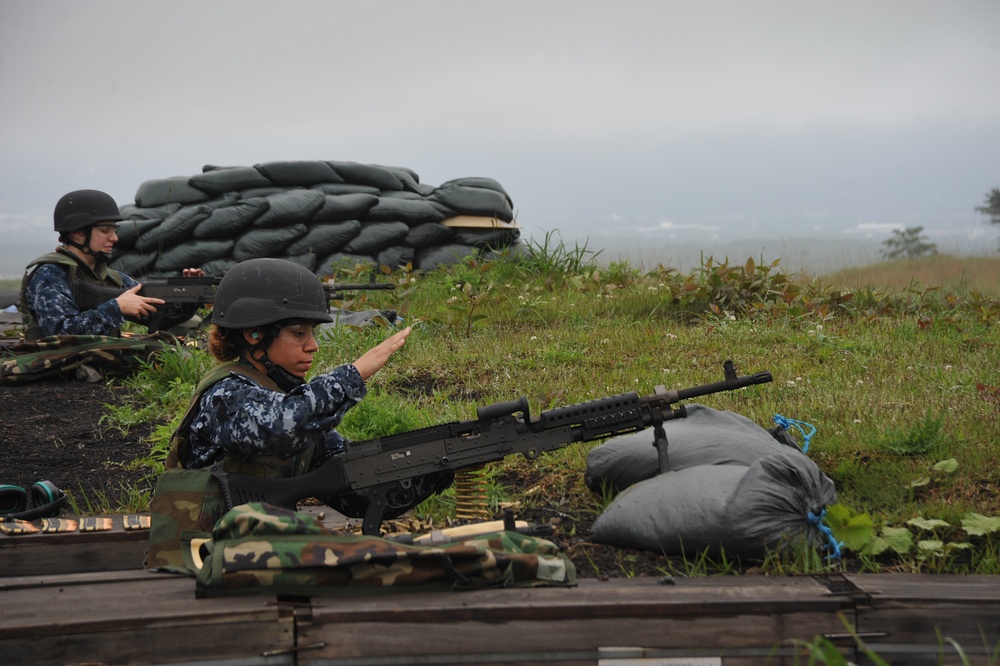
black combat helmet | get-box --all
[213,258,333,329]
[54,189,125,232]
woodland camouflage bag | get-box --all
[0,333,177,384]
[184,503,577,597]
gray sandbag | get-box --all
[327,161,403,191]
[343,221,409,255]
[135,176,212,208]
[240,187,287,199]
[364,197,448,225]
[318,252,378,275]
[135,206,212,252]
[193,197,270,239]
[446,177,513,206]
[377,245,415,270]
[255,161,343,187]
[280,253,318,272]
[427,180,515,222]
[404,222,455,248]
[451,227,521,249]
[312,193,379,223]
[591,448,837,559]
[119,202,182,222]
[413,243,475,270]
[252,190,326,228]
[114,218,163,252]
[189,166,273,195]
[200,257,238,277]
[311,183,381,196]
[584,404,795,493]
[109,250,157,277]
[232,224,309,262]
[284,220,361,257]
[154,239,236,273]
[384,165,422,191]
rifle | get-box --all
[73,277,395,332]
[211,360,773,535]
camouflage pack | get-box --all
[146,466,226,573]
[183,503,577,597]
[0,333,177,384]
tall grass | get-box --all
[103,245,999,575]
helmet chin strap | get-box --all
[65,227,112,263]
[246,329,305,393]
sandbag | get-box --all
[185,503,576,596]
[252,190,326,228]
[451,227,521,249]
[280,253,319,272]
[192,197,270,239]
[109,249,157,277]
[154,239,235,273]
[232,224,309,262]
[414,243,475,270]
[200,257,238,277]
[428,180,515,222]
[135,176,212,208]
[327,161,403,190]
[312,193,379,223]
[255,160,343,187]
[584,404,797,493]
[343,221,409,255]
[365,197,447,225]
[135,206,212,252]
[284,220,361,257]
[590,448,837,559]
[318,252,378,274]
[377,245,415,270]
[113,218,162,254]
[189,166,274,195]
[405,222,456,248]
[310,183,381,196]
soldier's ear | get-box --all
[244,329,261,345]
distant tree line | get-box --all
[977,187,1000,251]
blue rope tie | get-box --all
[773,414,816,453]
[808,508,843,561]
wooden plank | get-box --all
[0,569,296,665]
[0,529,148,575]
[300,576,852,665]
[846,573,1000,666]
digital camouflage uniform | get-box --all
[18,248,139,340]
[146,360,366,571]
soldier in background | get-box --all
[18,189,203,340]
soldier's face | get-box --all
[266,323,321,378]
[88,223,119,255]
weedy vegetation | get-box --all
[97,237,998,584]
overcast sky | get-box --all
[2,0,999,275]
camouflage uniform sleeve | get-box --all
[185,365,367,468]
[24,264,126,337]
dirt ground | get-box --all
[0,377,673,579]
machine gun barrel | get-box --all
[211,360,773,535]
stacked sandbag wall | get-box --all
[110,160,523,278]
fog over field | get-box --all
[1,1,998,278]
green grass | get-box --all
[96,246,1000,576]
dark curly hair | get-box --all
[207,325,244,363]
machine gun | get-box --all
[211,360,773,535]
[73,277,395,332]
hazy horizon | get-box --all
[2,1,998,278]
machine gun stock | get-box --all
[211,360,774,535]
